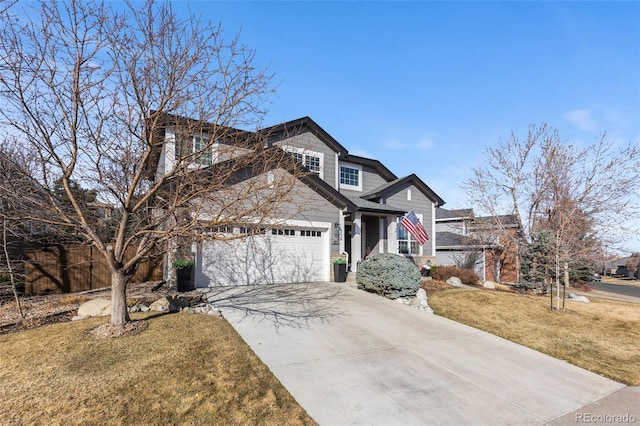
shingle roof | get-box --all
[435,208,474,220]
[436,231,483,248]
[343,196,406,214]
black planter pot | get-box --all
[176,266,194,292]
[333,263,347,283]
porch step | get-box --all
[346,272,357,284]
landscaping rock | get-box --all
[77,298,111,318]
[569,293,590,303]
[149,296,179,312]
[483,281,497,290]
[416,288,427,301]
[446,277,463,287]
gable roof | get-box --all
[260,116,349,155]
[361,174,446,207]
[339,154,398,182]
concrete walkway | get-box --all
[205,283,634,425]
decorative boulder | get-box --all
[569,293,590,303]
[356,253,421,299]
[77,298,111,318]
[483,281,497,290]
[446,277,463,287]
[149,296,179,312]
[416,288,428,301]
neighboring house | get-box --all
[603,253,640,279]
[154,115,445,286]
[435,208,522,283]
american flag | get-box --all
[400,209,429,246]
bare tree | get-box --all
[464,124,640,307]
[0,0,311,328]
[0,138,50,318]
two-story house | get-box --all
[154,115,445,287]
[435,208,522,283]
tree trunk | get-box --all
[110,269,130,326]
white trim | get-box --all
[335,152,340,189]
[338,162,363,192]
[431,203,436,257]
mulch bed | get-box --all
[0,281,199,336]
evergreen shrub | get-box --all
[355,253,421,299]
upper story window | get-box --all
[339,163,362,191]
[193,135,212,165]
[176,134,213,166]
[283,146,324,178]
[305,155,321,173]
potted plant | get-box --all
[333,258,347,283]
[173,259,195,292]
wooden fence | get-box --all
[24,245,163,295]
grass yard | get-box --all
[428,288,640,386]
[0,312,316,425]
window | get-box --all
[292,152,303,163]
[339,163,362,191]
[272,229,295,236]
[305,155,321,173]
[193,135,212,165]
[340,166,359,186]
[200,225,233,235]
[301,230,322,237]
[175,134,213,165]
[397,217,421,255]
[283,146,323,177]
[239,227,266,235]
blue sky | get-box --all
[180,1,639,211]
[180,1,640,251]
[12,1,640,250]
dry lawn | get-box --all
[0,312,316,425]
[429,288,640,385]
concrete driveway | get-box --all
[204,283,631,425]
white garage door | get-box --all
[195,225,330,286]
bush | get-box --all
[430,265,480,286]
[356,253,421,299]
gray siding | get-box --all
[289,179,341,224]
[275,132,337,189]
[436,249,486,279]
[282,177,342,255]
[386,182,435,256]
[338,163,389,198]
[436,221,465,235]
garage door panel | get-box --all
[196,228,328,287]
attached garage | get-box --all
[194,221,330,286]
